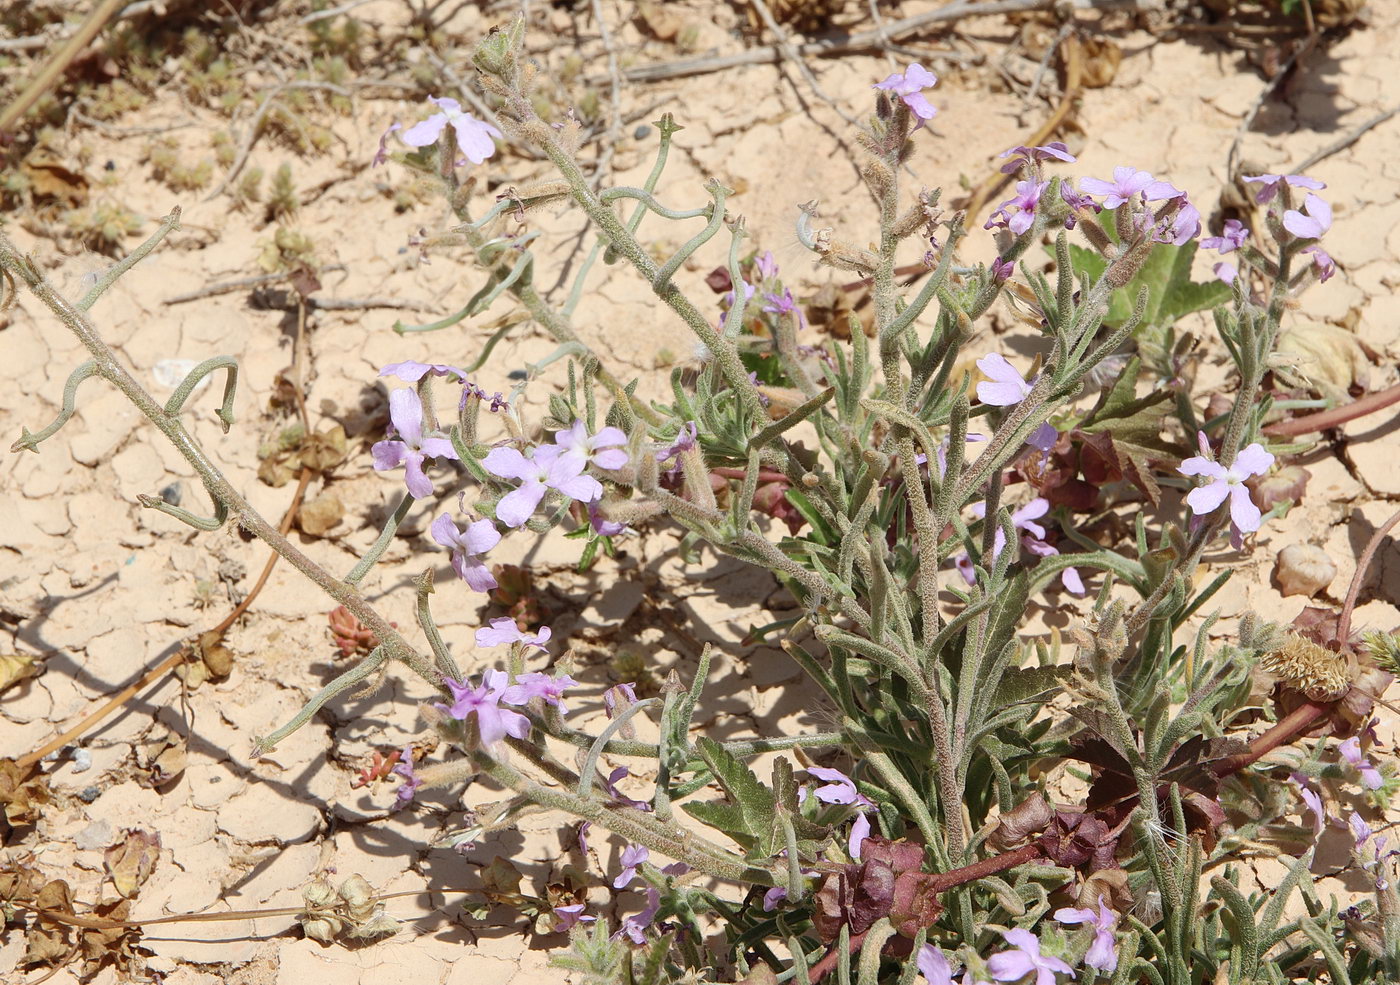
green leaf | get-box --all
[690,737,780,856]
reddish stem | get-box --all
[1337,504,1400,644]
[710,467,790,484]
[1210,699,1332,778]
[1263,382,1400,437]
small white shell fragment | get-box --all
[153,359,212,395]
[1273,543,1337,598]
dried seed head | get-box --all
[1260,632,1351,700]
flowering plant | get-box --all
[5,13,1398,985]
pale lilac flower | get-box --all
[918,944,956,985]
[440,670,532,748]
[391,745,421,809]
[1027,421,1059,453]
[475,617,551,650]
[988,928,1076,985]
[431,513,501,592]
[976,353,1034,406]
[1301,245,1335,282]
[1340,736,1384,791]
[1290,772,1326,835]
[1177,441,1274,534]
[658,422,698,467]
[1054,896,1119,973]
[873,63,939,122]
[1022,535,1087,596]
[555,420,630,471]
[1243,172,1325,204]
[755,250,779,280]
[1283,194,1332,240]
[849,812,872,860]
[614,844,650,889]
[553,903,595,930]
[958,498,1083,595]
[991,257,1015,282]
[762,887,788,912]
[1078,167,1155,209]
[484,444,602,527]
[720,282,756,326]
[808,767,875,808]
[604,766,653,812]
[1214,261,1238,285]
[935,432,987,479]
[400,96,502,164]
[985,179,1049,236]
[372,122,402,167]
[604,682,639,718]
[1144,184,1201,245]
[372,388,459,498]
[588,499,626,537]
[1349,811,1373,849]
[502,670,577,715]
[614,888,661,944]
[1059,183,1101,226]
[998,142,1075,174]
[1202,219,1249,254]
[379,360,469,383]
[763,288,807,330]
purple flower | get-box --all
[372,122,402,167]
[476,616,552,650]
[1144,184,1201,245]
[991,257,1015,282]
[604,681,639,718]
[431,513,501,591]
[762,288,807,330]
[1058,183,1101,229]
[1054,896,1119,973]
[1202,220,1249,255]
[1177,441,1274,535]
[998,142,1076,174]
[808,767,875,807]
[918,944,956,985]
[987,928,1076,985]
[614,888,661,944]
[935,433,987,480]
[1214,261,1238,285]
[873,63,939,122]
[976,353,1033,406]
[1349,811,1373,849]
[372,389,460,498]
[400,96,502,164]
[1078,167,1155,210]
[1301,245,1335,282]
[604,766,653,812]
[985,179,1049,236]
[483,444,602,527]
[720,281,756,327]
[1283,193,1332,240]
[553,903,595,931]
[1290,772,1327,835]
[755,250,779,281]
[502,671,577,716]
[849,812,872,861]
[1339,736,1384,790]
[439,669,532,749]
[588,498,627,537]
[1027,421,1059,453]
[762,887,788,912]
[1243,172,1325,204]
[391,745,421,810]
[555,420,630,471]
[613,843,650,889]
[379,360,469,383]
[658,422,698,474]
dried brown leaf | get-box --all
[104,829,161,899]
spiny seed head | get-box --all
[1260,633,1351,700]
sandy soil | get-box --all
[2,1,1399,982]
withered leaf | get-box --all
[104,829,161,899]
[297,493,345,537]
[0,652,38,694]
[0,758,51,829]
[137,731,187,787]
[812,837,942,942]
[24,879,74,967]
[989,792,1055,850]
[199,629,235,679]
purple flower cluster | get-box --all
[956,497,1085,596]
[484,421,628,529]
[1069,166,1201,246]
[435,666,579,751]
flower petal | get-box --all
[1186,480,1230,516]
[496,481,546,527]
[1228,484,1263,533]
[1232,443,1275,478]
[400,114,448,148]
[388,387,424,444]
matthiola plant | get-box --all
[9,14,1400,985]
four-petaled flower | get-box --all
[874,63,939,122]
[554,420,629,472]
[1144,183,1201,246]
[372,388,460,498]
[475,616,552,650]
[401,96,503,164]
[391,745,421,810]
[998,141,1076,174]
[379,360,469,383]
[1340,736,1384,791]
[1054,896,1120,973]
[484,444,601,527]
[604,766,653,811]
[808,766,875,860]
[986,179,1049,236]
[614,888,661,944]
[1078,167,1155,209]
[1242,172,1325,204]
[1283,193,1332,240]
[502,671,578,716]
[588,499,627,537]
[987,928,1076,985]
[763,288,808,330]
[975,354,1058,453]
[1301,245,1335,282]
[991,257,1015,282]
[614,843,650,889]
[439,669,532,749]
[1177,441,1275,536]
[755,250,779,281]
[431,513,501,592]
[552,903,595,931]
[1201,219,1249,255]
[1290,772,1327,835]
